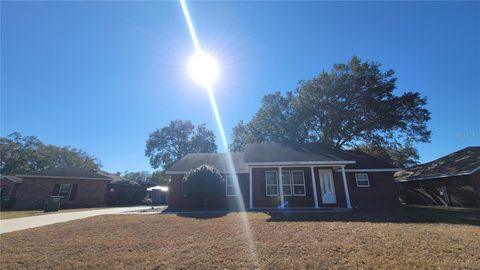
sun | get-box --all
[188,51,219,87]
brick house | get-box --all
[166,143,400,210]
[1,168,112,210]
[395,146,480,207]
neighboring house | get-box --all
[395,147,480,207]
[0,168,148,210]
[100,172,147,206]
[0,167,111,210]
[166,143,400,210]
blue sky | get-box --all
[1,1,479,173]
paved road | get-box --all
[0,206,154,234]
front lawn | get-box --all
[0,208,479,269]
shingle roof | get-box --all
[244,143,396,169]
[17,167,112,180]
[166,152,248,174]
[98,171,142,186]
[166,144,397,174]
[395,147,480,181]
[1,175,23,183]
[243,143,348,163]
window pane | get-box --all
[355,174,370,187]
[266,185,278,196]
[266,172,277,185]
[282,185,292,196]
[292,172,305,185]
[59,184,72,193]
[227,186,240,196]
[226,176,238,186]
[281,172,291,184]
[293,185,306,195]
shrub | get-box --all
[182,165,225,210]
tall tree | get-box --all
[145,120,217,170]
[229,92,305,152]
[231,56,431,160]
[0,132,101,175]
[354,143,420,168]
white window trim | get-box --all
[58,183,73,200]
[225,175,240,197]
[291,170,306,196]
[265,171,279,196]
[355,173,370,188]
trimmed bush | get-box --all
[182,165,225,210]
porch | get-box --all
[247,162,354,210]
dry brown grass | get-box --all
[1,209,479,269]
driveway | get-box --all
[0,206,158,234]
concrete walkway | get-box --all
[0,206,152,234]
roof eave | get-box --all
[395,166,480,182]
[245,160,356,166]
[15,175,112,181]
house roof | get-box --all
[165,143,397,174]
[243,143,397,170]
[97,171,142,186]
[395,146,480,182]
[16,167,112,181]
[166,152,248,174]
[243,143,352,164]
[0,175,23,183]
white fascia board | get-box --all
[165,170,248,175]
[246,161,356,166]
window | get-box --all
[292,171,306,195]
[58,184,73,200]
[265,170,306,197]
[265,171,278,196]
[281,171,292,196]
[355,173,370,187]
[225,175,240,196]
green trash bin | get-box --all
[1,197,13,210]
[45,196,63,212]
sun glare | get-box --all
[188,51,219,87]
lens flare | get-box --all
[179,0,258,267]
[188,51,219,87]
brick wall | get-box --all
[346,172,399,208]
[169,169,399,210]
[13,177,110,210]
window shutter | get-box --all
[69,184,78,201]
[52,184,60,196]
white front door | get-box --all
[318,169,337,204]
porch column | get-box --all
[341,166,352,208]
[249,166,253,209]
[310,166,319,208]
[278,167,285,208]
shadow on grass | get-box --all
[266,206,480,226]
[176,212,228,219]
[162,207,228,219]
